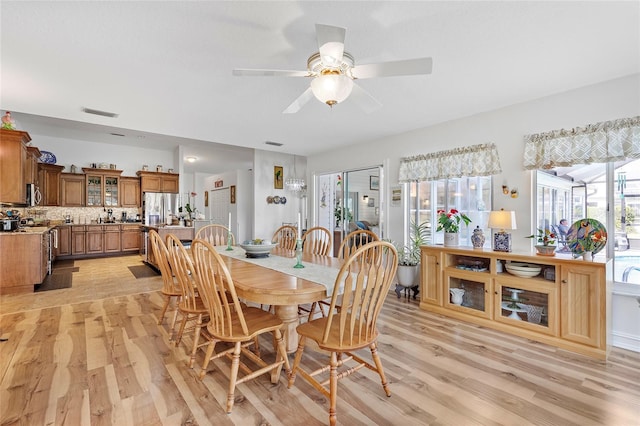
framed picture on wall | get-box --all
[274,166,283,189]
[391,186,401,207]
[370,175,379,190]
[204,191,209,207]
[230,185,236,204]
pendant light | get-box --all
[285,155,306,192]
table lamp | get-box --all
[487,209,517,252]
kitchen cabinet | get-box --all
[25,146,41,185]
[121,224,141,252]
[38,163,64,206]
[72,225,86,255]
[62,224,138,259]
[104,226,121,253]
[0,129,30,204]
[86,225,104,254]
[83,167,123,207]
[420,246,610,359]
[137,171,179,193]
[56,225,72,256]
[60,173,85,207]
[120,176,141,207]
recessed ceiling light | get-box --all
[186,156,197,163]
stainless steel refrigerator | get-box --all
[142,192,180,226]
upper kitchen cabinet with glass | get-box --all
[82,168,122,207]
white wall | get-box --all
[307,73,640,352]
[25,134,175,177]
[253,150,306,240]
[308,74,640,251]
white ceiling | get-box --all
[2,1,638,174]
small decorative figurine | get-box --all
[1,111,16,130]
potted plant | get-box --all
[333,206,352,228]
[527,228,557,256]
[436,209,471,246]
[394,220,430,296]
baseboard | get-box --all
[612,330,640,353]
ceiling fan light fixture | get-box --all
[310,71,354,107]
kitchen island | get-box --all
[141,225,194,269]
[0,226,53,294]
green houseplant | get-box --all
[395,220,430,298]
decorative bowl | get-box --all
[239,242,277,258]
[505,262,542,278]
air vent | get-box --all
[110,133,125,137]
[82,107,119,118]
[265,141,283,146]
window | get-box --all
[408,176,492,246]
[534,158,640,286]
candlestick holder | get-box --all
[226,232,233,251]
[293,238,304,268]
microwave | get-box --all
[26,183,42,206]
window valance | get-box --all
[398,143,502,182]
[523,116,640,170]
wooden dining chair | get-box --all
[165,234,210,368]
[309,229,381,320]
[191,238,291,414]
[272,225,298,250]
[338,229,379,259]
[149,230,182,339]
[297,226,332,320]
[301,226,332,256]
[287,241,398,426]
[195,224,235,246]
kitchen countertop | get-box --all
[1,222,144,236]
[0,226,54,235]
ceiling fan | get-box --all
[232,24,433,114]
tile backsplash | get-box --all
[20,206,141,224]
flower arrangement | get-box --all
[436,209,471,233]
[580,230,607,252]
[527,228,556,246]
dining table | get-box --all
[212,245,342,353]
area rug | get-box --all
[35,271,73,292]
[34,260,78,292]
[128,264,160,279]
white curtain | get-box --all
[523,116,640,169]
[398,143,502,182]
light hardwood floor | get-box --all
[1,254,639,425]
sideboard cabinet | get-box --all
[420,246,610,359]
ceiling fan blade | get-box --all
[315,24,346,67]
[233,69,310,77]
[351,57,433,79]
[349,83,382,114]
[283,87,315,114]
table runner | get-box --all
[214,246,338,296]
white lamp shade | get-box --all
[487,210,517,231]
[311,73,354,105]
